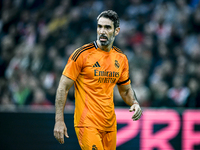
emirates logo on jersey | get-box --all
[115,60,120,68]
[94,69,119,84]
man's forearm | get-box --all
[55,87,68,122]
[118,84,139,106]
[55,75,74,122]
[123,88,138,106]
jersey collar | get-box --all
[93,41,98,49]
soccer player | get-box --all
[54,10,142,150]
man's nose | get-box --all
[99,28,106,34]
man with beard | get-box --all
[54,10,142,150]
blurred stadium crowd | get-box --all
[1,0,200,110]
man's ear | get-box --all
[115,27,120,36]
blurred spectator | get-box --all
[31,88,52,108]
[151,81,177,108]
[47,5,69,33]
[0,91,16,111]
[167,75,190,107]
[185,78,200,107]
[189,8,200,33]
[9,72,33,106]
[131,69,151,107]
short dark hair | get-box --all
[97,10,120,29]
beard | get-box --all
[97,33,115,46]
[99,39,109,46]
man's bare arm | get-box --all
[118,84,142,121]
[55,75,74,122]
[54,75,74,144]
[118,84,138,106]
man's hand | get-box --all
[129,103,142,121]
[54,121,69,144]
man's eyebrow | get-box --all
[97,24,112,28]
[105,25,111,28]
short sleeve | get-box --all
[117,56,131,85]
[62,52,82,81]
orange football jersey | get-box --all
[63,41,130,131]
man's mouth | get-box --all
[99,35,108,41]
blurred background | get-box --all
[0,0,200,150]
[1,0,200,109]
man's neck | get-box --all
[96,40,113,52]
